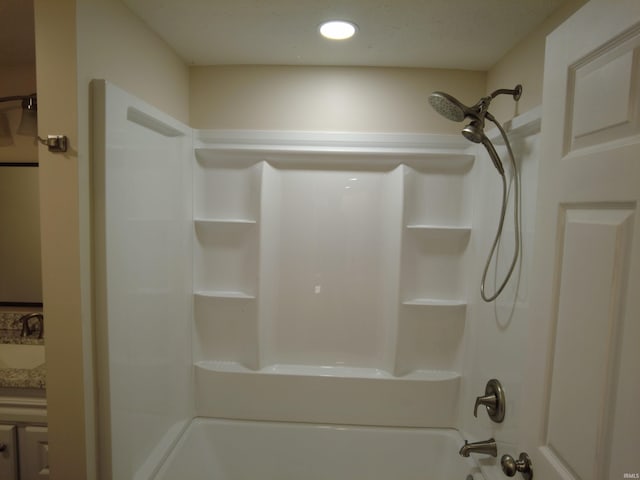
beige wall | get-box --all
[190,66,486,134]
[34,0,189,478]
[33,2,85,480]
[486,0,588,120]
[190,1,588,133]
[76,1,190,124]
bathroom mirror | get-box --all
[0,163,43,306]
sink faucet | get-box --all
[19,313,44,339]
[459,438,497,457]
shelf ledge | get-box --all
[405,225,471,238]
[401,299,467,308]
[196,361,459,381]
[194,218,257,226]
[194,291,256,300]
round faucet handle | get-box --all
[501,452,533,480]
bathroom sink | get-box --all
[0,344,45,369]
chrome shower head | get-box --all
[462,120,484,144]
[428,85,523,177]
[428,92,469,122]
[428,85,522,126]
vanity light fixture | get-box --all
[0,94,68,152]
[319,20,357,40]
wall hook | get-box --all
[37,135,68,153]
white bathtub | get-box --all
[154,418,484,480]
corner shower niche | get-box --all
[193,133,474,426]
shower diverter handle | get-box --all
[474,393,497,416]
[473,379,505,423]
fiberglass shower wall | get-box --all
[460,107,542,459]
[191,132,475,427]
[93,80,194,480]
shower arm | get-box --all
[489,86,522,101]
[466,85,522,126]
[472,86,523,118]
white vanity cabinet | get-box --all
[18,426,49,479]
[0,424,18,479]
[0,424,48,480]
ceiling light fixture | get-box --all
[319,20,357,40]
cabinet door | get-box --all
[18,426,49,480]
[0,424,18,480]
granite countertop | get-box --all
[0,312,46,390]
[0,328,45,346]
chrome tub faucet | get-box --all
[19,312,44,339]
[459,438,497,457]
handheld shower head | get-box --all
[427,85,523,176]
[428,92,469,122]
[428,85,522,127]
[462,120,485,144]
[461,120,504,175]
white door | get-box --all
[520,1,640,480]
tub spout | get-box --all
[459,438,497,457]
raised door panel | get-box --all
[546,208,634,480]
[18,426,49,480]
[0,424,18,480]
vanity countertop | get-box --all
[0,328,45,346]
[0,362,46,389]
[0,313,46,390]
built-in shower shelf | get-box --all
[401,298,467,309]
[194,218,257,226]
[399,369,461,381]
[196,360,459,381]
[195,360,461,426]
[405,224,471,239]
[194,291,256,300]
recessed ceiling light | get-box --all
[319,21,357,40]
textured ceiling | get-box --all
[122,0,567,69]
[0,0,567,70]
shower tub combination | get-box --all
[155,418,484,480]
[92,81,518,480]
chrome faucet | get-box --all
[459,438,497,457]
[19,313,44,339]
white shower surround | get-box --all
[191,127,474,427]
[93,80,541,480]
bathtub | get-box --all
[154,418,484,480]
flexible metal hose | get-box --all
[479,116,521,302]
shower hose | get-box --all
[479,115,521,302]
